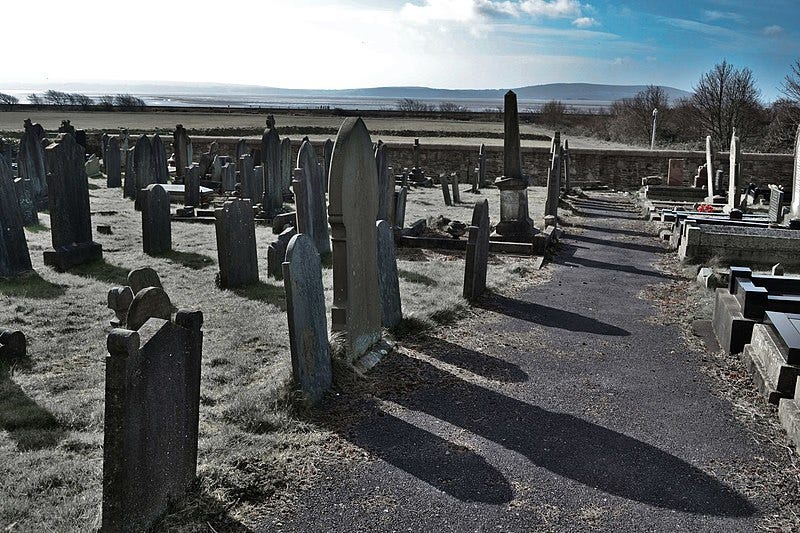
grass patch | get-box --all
[68,258,129,285]
[0,272,66,299]
[24,222,49,233]
[398,269,438,287]
[160,249,215,270]
[231,281,286,309]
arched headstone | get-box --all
[296,139,330,255]
[463,199,490,300]
[142,184,172,255]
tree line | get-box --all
[0,90,147,111]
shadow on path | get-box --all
[563,223,653,238]
[554,244,681,281]
[414,334,528,382]
[569,233,668,254]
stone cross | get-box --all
[282,233,331,405]
[494,91,534,240]
[214,199,259,288]
[463,199,490,300]
[376,220,402,329]
[728,132,742,210]
[43,134,103,271]
[141,184,172,255]
[0,146,32,277]
[296,139,331,255]
[705,135,716,196]
[152,134,169,184]
[172,124,191,179]
[106,137,121,188]
[791,125,800,219]
[102,307,203,532]
[280,137,292,199]
[328,118,382,364]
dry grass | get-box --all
[0,174,545,530]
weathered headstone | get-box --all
[221,162,236,192]
[173,124,191,180]
[450,172,461,204]
[770,187,786,224]
[0,147,33,277]
[494,91,535,240]
[106,137,121,188]
[375,141,394,222]
[328,117,382,364]
[238,154,256,201]
[123,147,136,199]
[13,178,38,227]
[322,138,334,191]
[296,139,330,255]
[141,184,172,255]
[705,135,716,195]
[261,121,282,217]
[544,145,562,221]
[85,155,102,178]
[376,220,402,328]
[267,226,297,280]
[235,138,248,160]
[184,165,200,207]
[152,134,169,184]
[667,158,685,186]
[18,119,48,206]
[463,199,490,300]
[128,267,163,295]
[441,175,452,206]
[214,199,258,288]
[43,134,103,271]
[253,165,265,208]
[563,138,571,192]
[102,308,203,532]
[280,137,292,199]
[477,143,487,188]
[134,135,155,210]
[282,234,331,405]
[394,187,408,229]
[728,133,742,211]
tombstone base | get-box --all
[741,323,800,405]
[43,241,103,272]
[492,217,539,242]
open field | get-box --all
[0,177,552,530]
[0,110,641,150]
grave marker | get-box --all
[394,187,408,229]
[123,147,136,199]
[463,199,490,300]
[173,124,191,179]
[267,227,297,280]
[261,121,282,217]
[728,132,742,210]
[152,134,168,184]
[791,125,800,219]
[0,147,32,277]
[706,136,716,196]
[106,136,121,188]
[18,119,47,205]
[375,141,394,222]
[13,178,38,227]
[451,172,461,204]
[141,184,172,255]
[296,139,331,255]
[667,159,685,186]
[214,199,258,288]
[376,220,402,328]
[280,137,292,198]
[184,164,200,207]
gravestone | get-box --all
[214,199,258,288]
[450,172,461,204]
[43,134,103,271]
[322,138,334,190]
[563,138,571,192]
[102,308,203,532]
[85,155,102,178]
[376,220,402,328]
[239,154,257,201]
[463,199,490,300]
[58,120,76,137]
[123,147,136,199]
[101,133,110,163]
[394,187,408,228]
[128,266,163,295]
[184,165,200,207]
[134,135,155,210]
[770,187,786,224]
[173,124,191,179]
[152,134,169,184]
[280,137,292,199]
[126,287,175,331]
[106,136,121,188]
[375,141,394,222]
[477,143,487,188]
[0,328,26,361]
[328,117,382,364]
[0,147,32,277]
[235,138,248,160]
[295,141,331,255]
[728,133,742,210]
[221,162,236,192]
[667,159,685,186]
[791,125,800,219]
[141,184,172,255]
[441,176,452,206]
[282,234,331,405]
[211,155,226,181]
[253,165,265,208]
[544,145,562,221]
[261,121,282,217]
[18,119,48,205]
[14,178,38,226]
[706,136,716,195]
[267,226,297,280]
[494,91,535,240]
[251,148,262,167]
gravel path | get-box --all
[260,193,778,532]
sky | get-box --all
[1,0,797,101]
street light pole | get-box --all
[650,108,658,150]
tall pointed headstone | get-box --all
[173,124,191,180]
[296,139,331,255]
[0,144,32,277]
[727,132,742,211]
[328,118,382,364]
[261,118,282,217]
[705,135,716,197]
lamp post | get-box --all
[650,108,658,150]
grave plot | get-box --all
[742,311,800,405]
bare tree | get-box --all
[396,98,433,112]
[98,94,115,110]
[691,60,762,146]
[28,93,42,106]
[539,100,569,126]
[43,89,71,106]
[438,101,467,113]
[608,85,670,144]
[781,59,800,103]
[114,94,146,110]
[0,92,19,109]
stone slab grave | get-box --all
[282,233,331,405]
[679,223,800,265]
[643,185,706,202]
[43,134,103,271]
[668,211,771,250]
[376,220,402,329]
[102,303,203,532]
[267,226,297,280]
[214,199,259,288]
[0,145,33,278]
[0,328,26,361]
[741,311,800,405]
[463,199,490,301]
[328,117,389,369]
[296,139,330,255]
[106,136,122,188]
[712,266,800,354]
[141,184,172,255]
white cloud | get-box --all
[762,25,783,37]
[572,16,598,28]
[400,0,584,24]
[703,10,744,23]
[518,0,581,17]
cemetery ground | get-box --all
[0,177,549,530]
